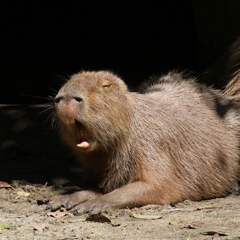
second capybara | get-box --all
[201,37,240,96]
[47,70,240,214]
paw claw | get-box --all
[45,203,51,210]
[73,209,81,215]
[66,203,72,210]
[89,210,96,215]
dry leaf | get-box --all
[195,204,225,211]
[47,211,69,218]
[0,182,12,188]
[33,222,49,232]
[85,214,111,223]
[91,230,104,234]
[131,212,162,220]
[17,191,30,197]
[183,223,201,229]
[111,220,127,227]
[203,231,228,236]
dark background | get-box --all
[1,1,240,104]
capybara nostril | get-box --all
[54,96,62,104]
[54,96,83,104]
[73,96,83,103]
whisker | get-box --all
[48,87,58,94]
[56,70,71,80]
[51,112,57,129]
[20,93,55,101]
[62,70,71,79]
[36,105,56,128]
[38,106,54,115]
[44,110,57,129]
[54,73,70,83]
[42,111,56,128]
[32,103,53,108]
[30,101,56,128]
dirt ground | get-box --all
[0,105,240,240]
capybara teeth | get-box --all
[64,118,75,125]
[77,141,90,148]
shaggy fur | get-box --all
[202,37,240,96]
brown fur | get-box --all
[201,37,240,96]
[47,70,240,214]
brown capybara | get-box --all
[47,70,240,214]
[201,37,240,96]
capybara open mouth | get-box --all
[74,120,91,149]
[61,117,91,149]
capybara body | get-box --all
[47,71,240,214]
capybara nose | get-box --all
[54,95,83,105]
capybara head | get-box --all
[54,71,132,152]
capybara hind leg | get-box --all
[46,190,102,211]
[72,182,169,214]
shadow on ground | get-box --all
[0,105,80,187]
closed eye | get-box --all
[102,84,112,88]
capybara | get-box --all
[47,70,240,214]
[201,37,240,96]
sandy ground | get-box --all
[0,105,240,240]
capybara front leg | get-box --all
[72,181,168,214]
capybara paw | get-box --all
[46,192,84,211]
[72,198,111,215]
[46,195,71,211]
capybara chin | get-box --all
[47,70,240,214]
